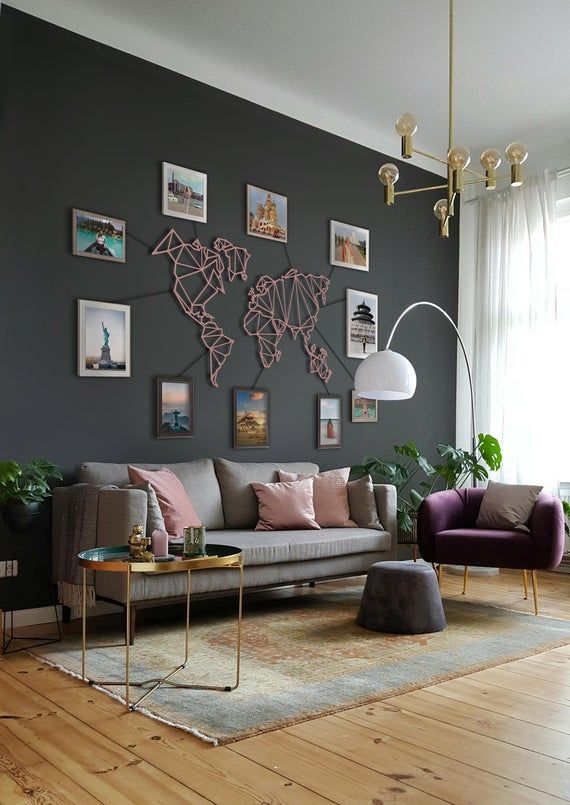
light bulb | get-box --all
[395,113,418,137]
[433,198,450,238]
[378,163,399,205]
[433,199,448,221]
[378,163,399,185]
[480,148,501,170]
[447,145,471,170]
[505,142,528,165]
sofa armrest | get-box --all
[373,483,397,543]
[96,488,148,548]
[530,493,565,570]
[417,489,466,562]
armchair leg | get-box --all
[437,563,443,589]
[462,566,468,595]
[531,570,539,615]
[522,569,528,600]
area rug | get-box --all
[31,584,570,745]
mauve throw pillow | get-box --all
[347,475,383,529]
[476,480,543,532]
[252,478,320,531]
[278,467,356,528]
[127,466,202,537]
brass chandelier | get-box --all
[378,0,528,238]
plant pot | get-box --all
[3,501,41,533]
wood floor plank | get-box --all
[230,728,447,805]
[468,666,570,706]
[0,760,101,805]
[2,655,329,805]
[338,699,570,800]
[375,689,570,762]
[423,676,570,733]
[0,669,210,804]
[503,656,570,686]
[286,714,561,805]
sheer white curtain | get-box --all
[473,170,570,491]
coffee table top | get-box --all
[78,543,242,573]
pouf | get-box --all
[357,561,446,634]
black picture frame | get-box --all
[156,376,194,439]
[233,387,270,448]
[317,394,343,449]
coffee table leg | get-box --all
[82,567,87,682]
[234,558,243,690]
[184,569,191,664]
[125,564,131,711]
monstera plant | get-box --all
[0,459,62,532]
[352,434,503,534]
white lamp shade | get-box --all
[354,349,417,400]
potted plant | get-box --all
[352,434,503,537]
[0,459,63,532]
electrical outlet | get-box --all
[0,561,5,578]
[6,560,18,577]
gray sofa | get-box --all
[53,458,396,636]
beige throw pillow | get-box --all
[124,481,166,536]
[476,480,543,532]
[347,475,384,530]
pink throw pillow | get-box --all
[127,466,202,538]
[252,478,320,531]
[278,467,356,528]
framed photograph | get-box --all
[77,300,131,377]
[346,288,378,359]
[156,376,194,438]
[330,220,369,271]
[247,184,288,242]
[72,209,126,263]
[162,162,207,222]
[351,391,378,423]
[317,394,342,449]
[234,388,270,448]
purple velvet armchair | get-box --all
[417,488,565,614]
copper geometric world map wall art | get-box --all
[153,229,332,386]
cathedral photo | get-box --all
[247,184,288,242]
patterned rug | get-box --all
[33,583,570,745]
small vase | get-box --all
[4,502,41,533]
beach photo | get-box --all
[156,377,194,438]
[351,391,378,423]
[72,209,126,263]
[346,288,378,359]
[247,185,287,242]
[77,300,130,377]
[162,162,207,222]
[234,388,270,448]
[317,394,342,449]
[330,220,369,271]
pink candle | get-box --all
[151,529,169,557]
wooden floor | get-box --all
[0,568,569,804]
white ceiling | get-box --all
[6,0,570,175]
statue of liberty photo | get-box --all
[102,322,110,348]
[99,321,113,368]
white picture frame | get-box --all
[246,184,288,242]
[346,288,378,359]
[162,162,207,223]
[78,299,131,377]
[330,220,369,271]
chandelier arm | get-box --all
[385,300,476,453]
[464,167,487,179]
[464,175,510,186]
[412,147,449,166]
[395,184,448,197]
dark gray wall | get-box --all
[0,7,458,608]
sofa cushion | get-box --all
[278,468,355,528]
[77,459,224,529]
[214,458,319,528]
[436,527,534,568]
[171,527,391,566]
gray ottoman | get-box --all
[357,561,446,634]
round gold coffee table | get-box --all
[78,543,243,712]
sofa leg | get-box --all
[125,605,136,645]
[522,569,528,600]
[462,566,468,595]
[412,545,418,562]
[62,605,72,624]
[531,570,539,615]
[309,581,315,588]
